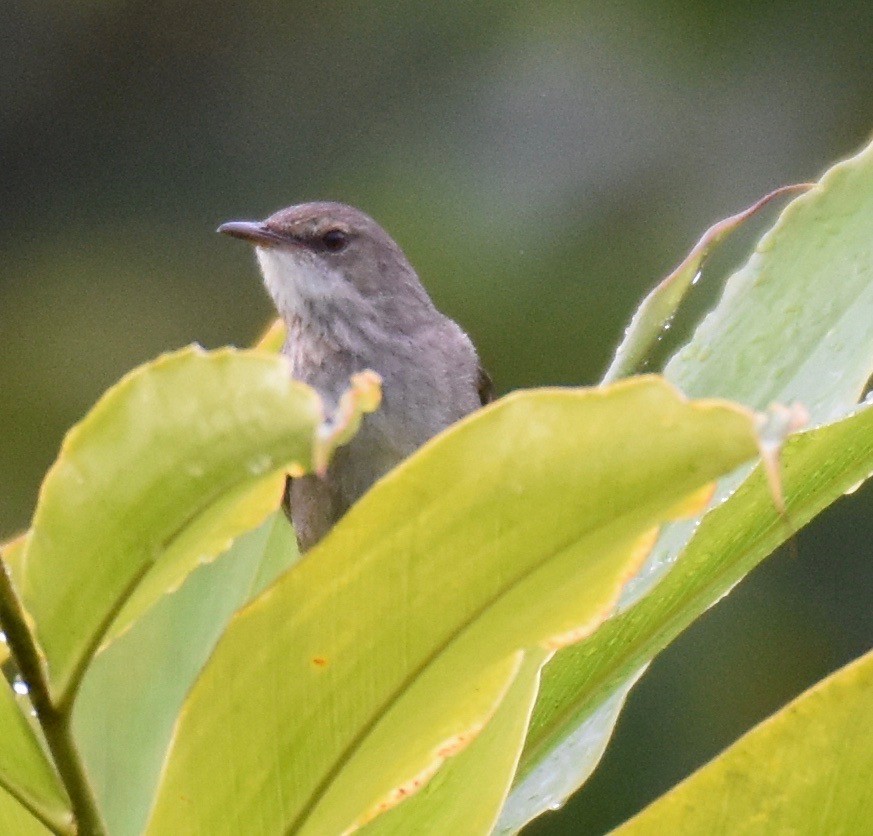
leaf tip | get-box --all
[755,402,810,513]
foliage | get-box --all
[1,139,872,835]
[615,649,873,834]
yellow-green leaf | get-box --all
[363,649,549,836]
[0,678,71,835]
[0,539,72,834]
[15,347,324,702]
[0,786,50,836]
[506,401,873,831]
[504,138,873,830]
[146,377,761,835]
[615,648,873,834]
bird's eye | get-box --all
[321,229,349,252]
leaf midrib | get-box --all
[285,505,683,834]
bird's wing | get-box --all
[477,363,495,405]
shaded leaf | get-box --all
[666,142,873,419]
[72,513,299,836]
[496,669,644,834]
[602,184,811,384]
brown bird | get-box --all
[219,202,492,551]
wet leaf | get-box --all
[14,347,377,701]
[505,138,873,830]
[603,184,811,384]
[72,514,299,836]
[0,540,71,835]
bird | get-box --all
[219,202,492,551]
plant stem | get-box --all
[0,561,107,836]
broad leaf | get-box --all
[108,474,286,641]
[363,649,549,836]
[146,377,761,835]
[504,138,873,829]
[13,347,377,701]
[631,136,873,605]
[72,513,299,836]
[502,402,873,831]
[498,670,645,833]
[0,786,49,836]
[615,648,873,834]
[666,141,873,419]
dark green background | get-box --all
[2,2,871,832]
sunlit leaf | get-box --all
[107,473,286,643]
[504,138,873,830]
[146,377,760,835]
[363,649,549,836]
[615,648,873,834]
[503,402,873,831]
[255,318,286,352]
[0,786,49,836]
[14,347,378,702]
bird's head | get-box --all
[219,202,431,329]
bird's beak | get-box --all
[217,220,287,247]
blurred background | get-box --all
[2,1,871,832]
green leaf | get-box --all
[12,346,373,702]
[146,377,761,835]
[498,670,645,834]
[602,184,811,384]
[614,648,873,834]
[0,677,71,834]
[503,402,873,831]
[107,473,287,644]
[635,137,873,602]
[0,533,27,588]
[666,141,873,419]
[504,138,873,830]
[0,786,50,836]
[71,513,299,836]
[0,538,72,834]
[362,649,549,836]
